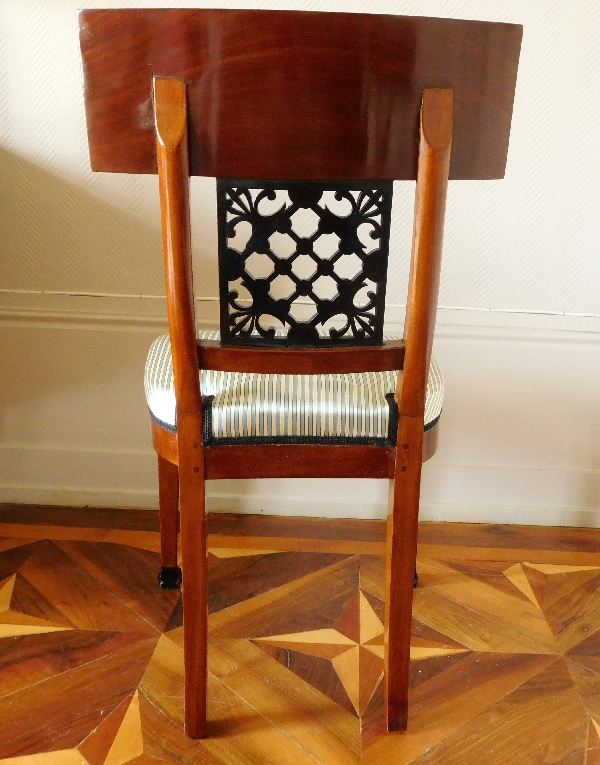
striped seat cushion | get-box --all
[145,331,443,446]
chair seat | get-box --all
[145,331,443,446]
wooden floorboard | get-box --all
[0,503,161,531]
[3,503,600,551]
[0,506,599,764]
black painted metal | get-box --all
[217,179,393,347]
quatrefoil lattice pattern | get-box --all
[217,179,393,346]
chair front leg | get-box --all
[157,453,182,589]
[384,414,424,731]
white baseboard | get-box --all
[0,444,158,509]
[418,504,600,527]
[3,290,600,338]
[0,485,158,511]
[2,443,600,527]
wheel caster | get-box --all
[414,569,419,588]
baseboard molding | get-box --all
[205,493,600,527]
[2,488,599,528]
[0,485,158,511]
[1,444,600,527]
[0,444,159,510]
[418,503,600,528]
[3,291,600,339]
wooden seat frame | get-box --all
[79,8,521,738]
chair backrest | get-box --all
[79,9,521,414]
[79,9,521,181]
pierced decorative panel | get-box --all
[217,179,393,347]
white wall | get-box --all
[2,0,600,525]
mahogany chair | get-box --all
[79,9,521,738]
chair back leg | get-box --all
[178,415,208,738]
[157,454,182,589]
[154,77,208,739]
[384,88,453,731]
[384,416,425,730]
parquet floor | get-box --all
[1,506,600,764]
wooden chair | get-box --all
[79,9,521,738]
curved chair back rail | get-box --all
[79,8,521,180]
[196,339,405,374]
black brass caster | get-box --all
[159,566,182,589]
[414,569,419,588]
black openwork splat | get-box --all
[217,179,393,347]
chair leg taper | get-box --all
[157,454,182,589]
[384,415,424,731]
[384,89,453,732]
[180,475,208,738]
[178,416,208,739]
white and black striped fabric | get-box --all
[144,331,443,445]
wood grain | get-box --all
[0,637,157,758]
[151,418,440,476]
[54,540,179,632]
[0,504,160,531]
[399,88,453,418]
[79,9,521,180]
[3,505,599,556]
[205,443,397,479]
[16,542,157,637]
[157,454,179,570]
[0,510,599,763]
[154,76,207,739]
[0,524,161,552]
[2,512,600,565]
[0,630,143,699]
[363,655,559,764]
[385,88,453,732]
[197,339,405,374]
[214,638,361,765]
[399,659,587,765]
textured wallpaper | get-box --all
[1,0,599,318]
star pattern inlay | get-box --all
[2,526,600,764]
[253,588,468,715]
[0,573,73,638]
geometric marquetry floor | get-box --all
[1,506,600,764]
